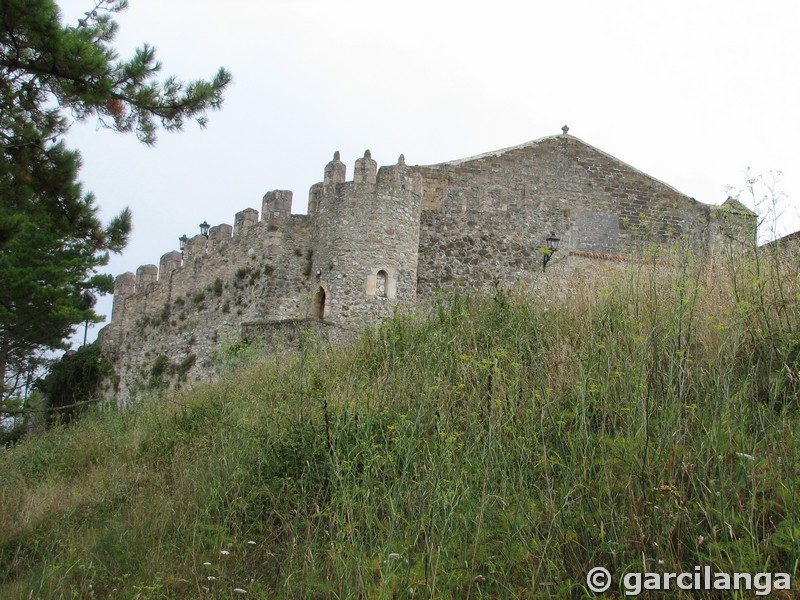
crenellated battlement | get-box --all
[354,149,377,185]
[113,211,270,302]
[262,190,293,225]
[112,150,423,303]
[312,150,421,208]
[208,224,233,248]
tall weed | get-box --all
[0,250,798,598]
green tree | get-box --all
[37,341,110,424]
[0,0,231,408]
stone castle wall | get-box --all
[308,151,423,327]
[100,197,316,403]
[413,134,728,299]
[99,130,756,404]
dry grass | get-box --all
[1,245,799,598]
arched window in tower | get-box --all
[311,287,326,319]
[376,270,388,298]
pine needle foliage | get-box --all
[0,0,231,405]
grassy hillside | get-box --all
[1,251,799,598]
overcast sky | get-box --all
[56,0,800,345]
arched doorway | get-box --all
[311,287,326,319]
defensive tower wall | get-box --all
[309,150,422,327]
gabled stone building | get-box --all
[99,128,755,403]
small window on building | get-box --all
[376,270,388,298]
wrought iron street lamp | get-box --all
[199,220,210,238]
[542,232,560,272]
[178,234,188,253]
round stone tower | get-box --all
[308,150,422,328]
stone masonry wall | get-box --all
[413,134,728,299]
[99,130,757,405]
[309,151,422,328]
[100,197,315,405]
